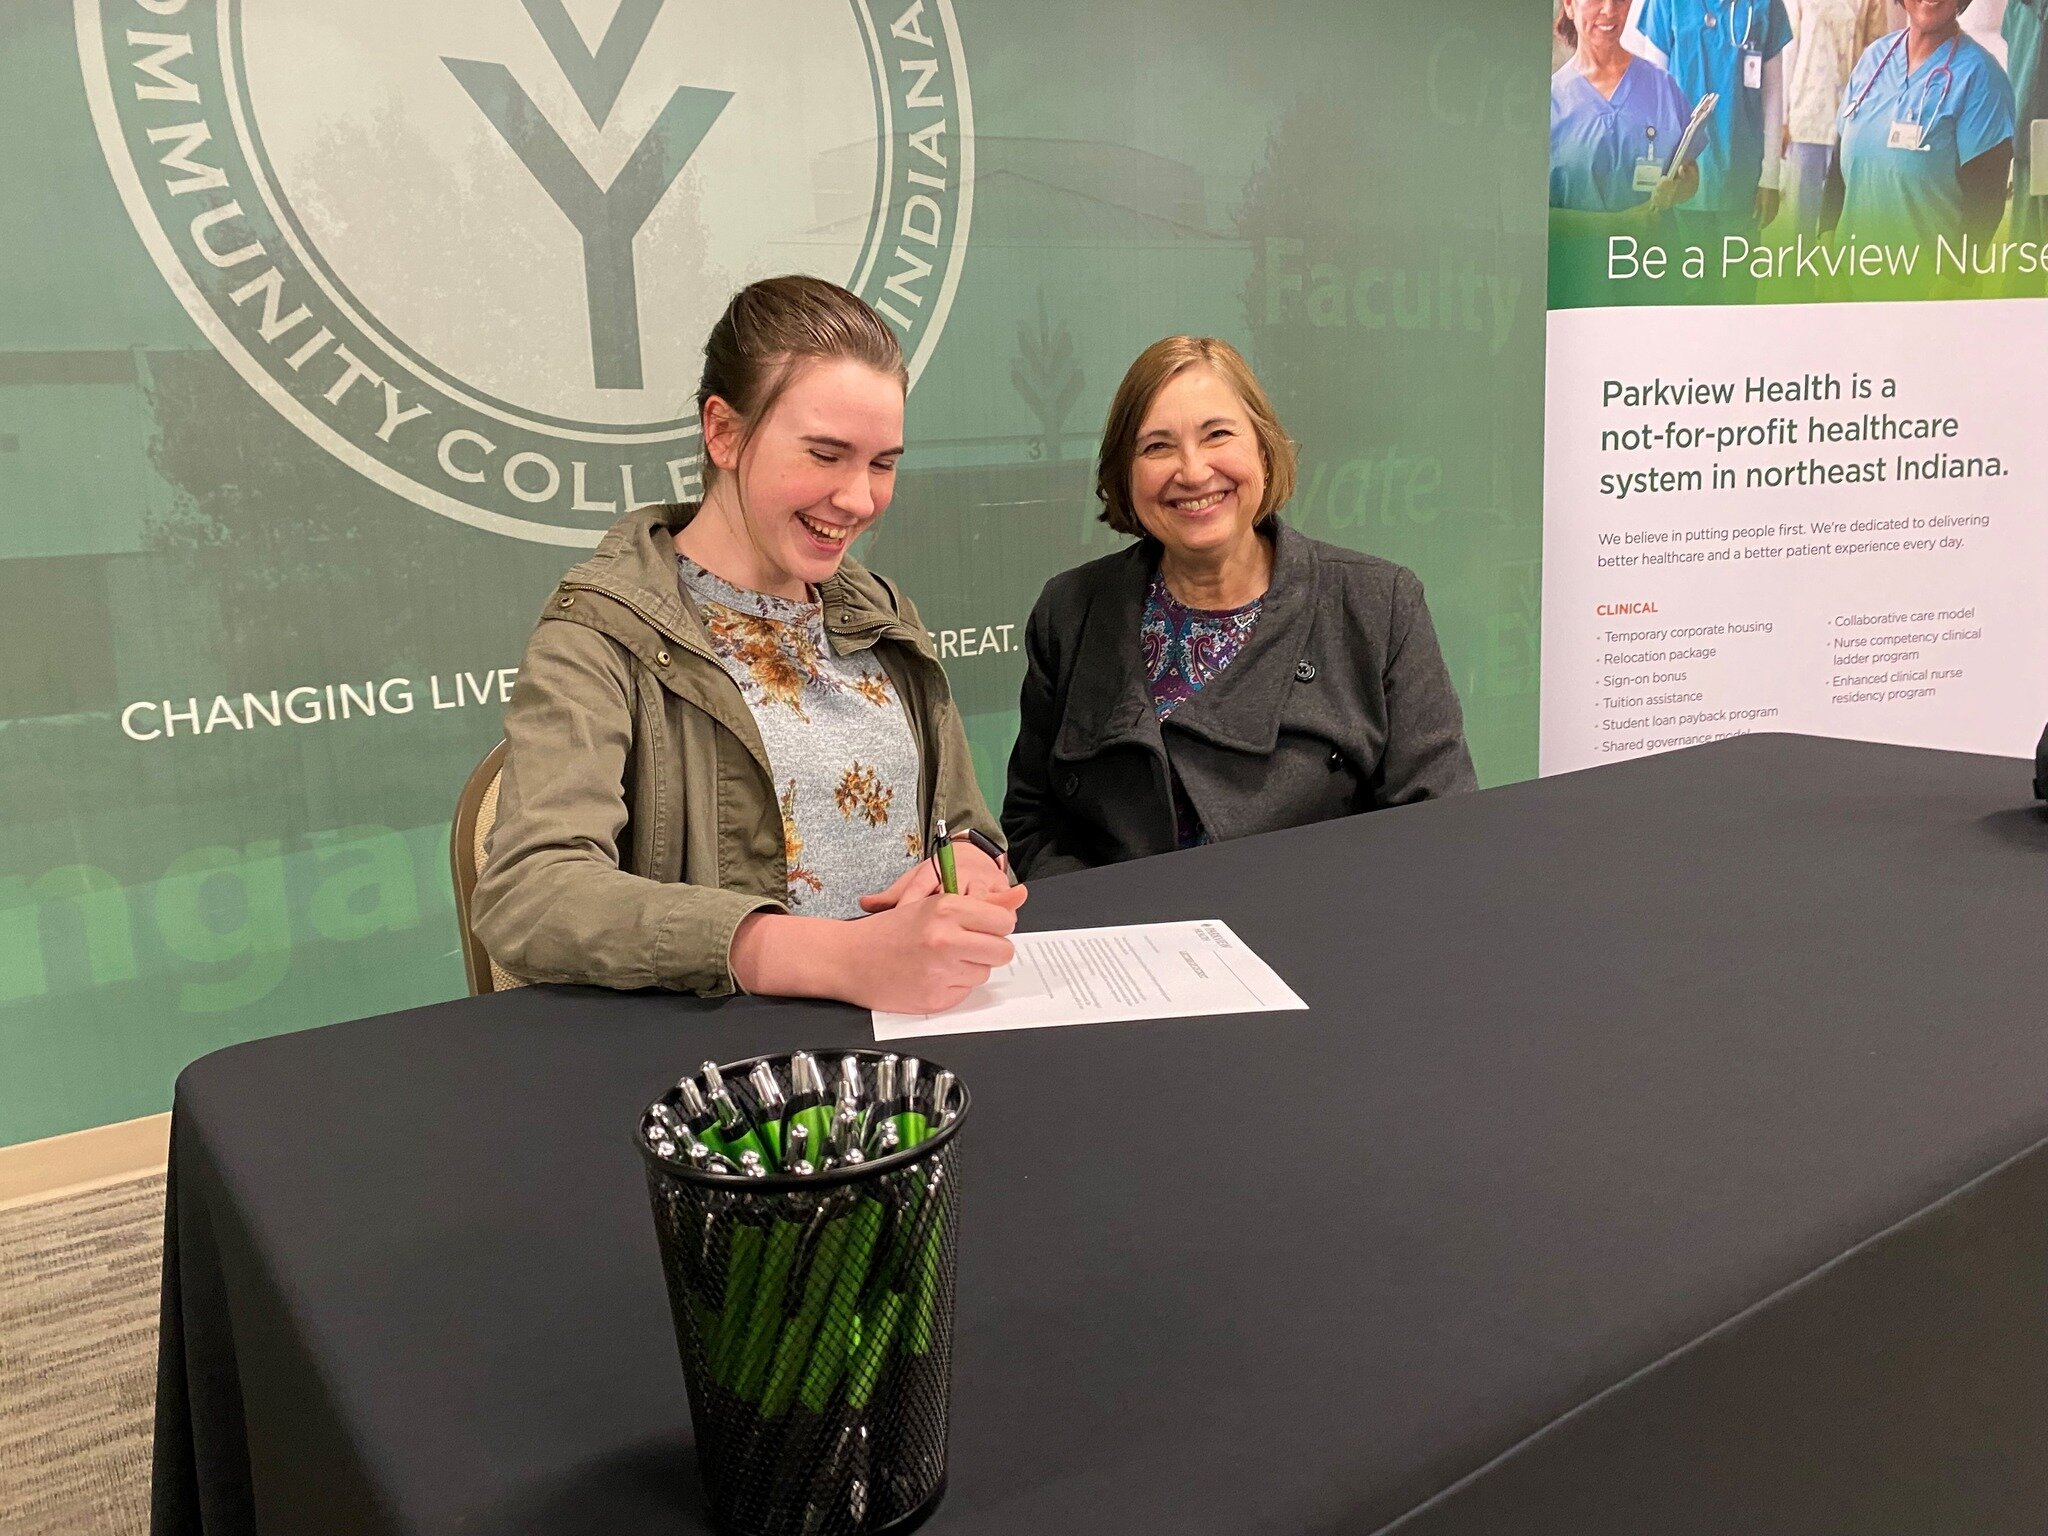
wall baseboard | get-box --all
[0,1115,171,1213]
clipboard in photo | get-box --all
[1664,92,1717,175]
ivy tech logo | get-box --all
[78,0,973,545]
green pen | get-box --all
[827,1105,860,1165]
[835,1061,869,1163]
[865,1119,901,1162]
[784,1122,814,1176]
[873,1056,898,1128]
[901,1165,950,1356]
[891,1056,928,1146]
[675,1078,712,1128]
[934,818,959,894]
[845,1284,903,1411]
[785,1052,835,1164]
[643,1119,715,1171]
[659,1094,721,1156]
[836,1056,863,1113]
[860,1163,933,1310]
[927,1068,959,1128]
[712,1219,765,1387]
[759,1193,856,1420]
[796,1192,886,1412]
[733,1210,804,1403]
[647,1103,685,1140]
[708,1087,769,1165]
[748,1062,788,1167]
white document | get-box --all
[872,919,1307,1041]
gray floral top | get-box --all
[679,555,923,917]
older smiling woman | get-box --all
[1002,336,1477,878]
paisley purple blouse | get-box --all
[1141,571,1263,846]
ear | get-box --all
[701,395,747,474]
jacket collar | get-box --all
[558,506,933,661]
[1052,520,1320,762]
[1051,541,1161,762]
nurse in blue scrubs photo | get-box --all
[2004,0,2048,241]
[1552,0,1703,228]
[1827,0,2016,244]
[1629,0,1795,246]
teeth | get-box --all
[1171,491,1227,513]
[798,514,850,544]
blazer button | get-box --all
[1062,773,1080,796]
[1295,660,1317,682]
[558,595,574,609]
[655,650,671,667]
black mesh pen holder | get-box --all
[638,1049,965,1536]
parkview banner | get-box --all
[2,1,1547,1144]
[1541,2,2048,774]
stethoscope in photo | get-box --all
[1702,0,1758,44]
[1843,31,1962,150]
[1705,0,1765,86]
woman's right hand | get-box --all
[730,885,1028,1014]
[844,886,1028,1014]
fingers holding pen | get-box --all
[942,884,1027,930]
[851,884,1027,1013]
[918,893,1024,968]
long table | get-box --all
[152,735,2048,1535]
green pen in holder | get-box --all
[639,1049,967,1536]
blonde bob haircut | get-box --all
[1094,336,1298,537]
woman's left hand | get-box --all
[858,839,1012,911]
[1648,162,1699,214]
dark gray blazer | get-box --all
[1002,522,1477,878]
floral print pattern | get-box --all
[680,554,922,916]
[780,779,824,897]
[834,762,894,827]
[707,609,818,719]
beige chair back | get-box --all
[450,740,524,995]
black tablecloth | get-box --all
[152,735,2048,1536]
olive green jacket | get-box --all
[472,507,1002,995]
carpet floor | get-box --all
[0,1174,163,1534]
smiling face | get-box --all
[1127,364,1269,569]
[1900,0,1963,34]
[1568,0,1629,51]
[702,355,905,598]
